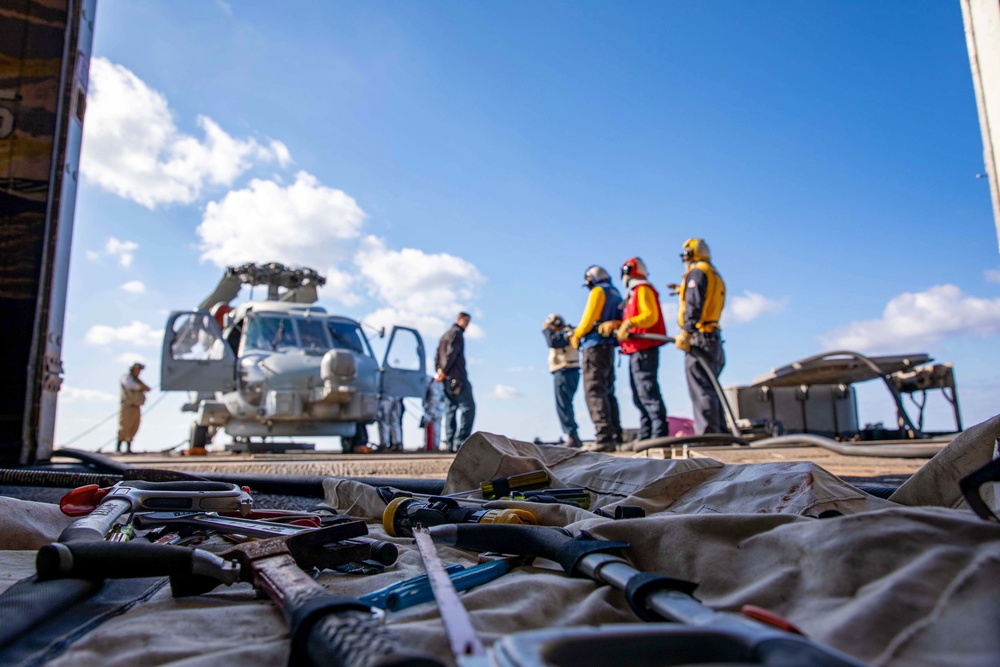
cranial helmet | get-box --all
[545,313,565,328]
[681,239,711,263]
[583,265,611,288]
[620,257,648,284]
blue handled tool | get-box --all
[360,561,512,611]
[360,563,465,608]
[385,560,511,611]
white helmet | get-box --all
[583,265,611,288]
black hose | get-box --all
[630,334,741,438]
[856,486,898,499]
[776,350,922,439]
[0,469,121,488]
[748,434,944,459]
[630,434,749,453]
[192,472,446,497]
[687,346,742,439]
[0,467,446,497]
[51,448,130,474]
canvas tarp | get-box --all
[1,422,999,667]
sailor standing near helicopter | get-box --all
[117,362,151,454]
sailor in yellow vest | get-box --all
[672,239,727,435]
[118,362,151,454]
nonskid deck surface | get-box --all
[88,440,932,482]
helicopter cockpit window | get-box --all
[244,315,298,352]
[327,321,371,356]
[171,313,227,361]
[296,318,331,352]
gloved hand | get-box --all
[674,330,692,352]
[569,334,581,350]
[597,320,621,337]
[616,319,634,342]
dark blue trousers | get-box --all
[628,347,668,440]
[443,379,476,452]
[553,368,580,440]
[686,333,726,435]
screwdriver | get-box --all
[383,496,537,538]
[507,488,591,509]
[447,470,552,500]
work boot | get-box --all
[116,441,124,454]
[565,433,583,448]
[582,441,616,453]
[124,442,132,454]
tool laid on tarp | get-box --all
[413,526,489,666]
[37,520,443,667]
[383,495,537,538]
[427,524,870,667]
[134,511,318,538]
[470,471,552,500]
[360,563,466,609]
[1,480,256,664]
[505,488,591,508]
[369,560,514,612]
[57,480,253,542]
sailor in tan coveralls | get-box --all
[118,363,151,454]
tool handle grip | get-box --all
[434,523,571,564]
[304,607,444,667]
[36,541,195,580]
[57,497,132,543]
[357,538,398,566]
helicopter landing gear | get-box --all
[184,423,210,456]
[342,422,371,454]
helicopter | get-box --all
[160,262,428,453]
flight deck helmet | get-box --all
[620,257,648,288]
[681,239,711,263]
[583,265,611,288]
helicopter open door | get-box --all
[161,311,237,392]
[380,326,429,398]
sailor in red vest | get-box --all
[602,257,669,441]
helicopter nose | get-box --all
[321,349,357,383]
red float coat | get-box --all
[619,281,666,355]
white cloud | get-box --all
[105,237,138,268]
[725,290,788,324]
[197,172,365,269]
[85,321,162,348]
[61,386,116,403]
[120,280,146,294]
[85,250,99,261]
[269,140,291,166]
[321,266,362,307]
[493,384,521,399]
[986,268,1000,283]
[355,236,485,337]
[81,57,289,208]
[820,284,1000,352]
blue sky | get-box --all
[57,1,1000,451]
